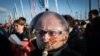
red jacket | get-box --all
[11,41,35,56]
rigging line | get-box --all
[97,0,100,13]
[66,0,73,13]
[29,0,33,18]
[20,0,25,17]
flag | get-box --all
[32,0,37,15]
[39,0,45,8]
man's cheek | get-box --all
[49,37,57,45]
[61,37,66,41]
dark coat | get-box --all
[85,16,100,56]
[68,27,87,56]
[30,40,83,56]
[0,28,14,56]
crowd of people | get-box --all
[0,9,100,56]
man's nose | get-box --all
[43,33,50,42]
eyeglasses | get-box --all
[35,29,65,37]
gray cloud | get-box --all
[0,7,8,13]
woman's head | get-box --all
[14,17,26,34]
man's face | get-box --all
[35,15,69,52]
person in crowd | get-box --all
[9,19,18,34]
[9,17,35,56]
[0,26,13,56]
[74,20,80,29]
[63,15,87,56]
[9,17,26,34]
[2,23,9,32]
[80,21,87,35]
[30,11,83,56]
[0,23,3,27]
[85,9,100,56]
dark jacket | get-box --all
[0,28,14,56]
[85,16,100,56]
[30,40,83,56]
[68,27,87,56]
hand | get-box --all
[17,45,25,50]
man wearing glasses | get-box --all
[30,11,82,56]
